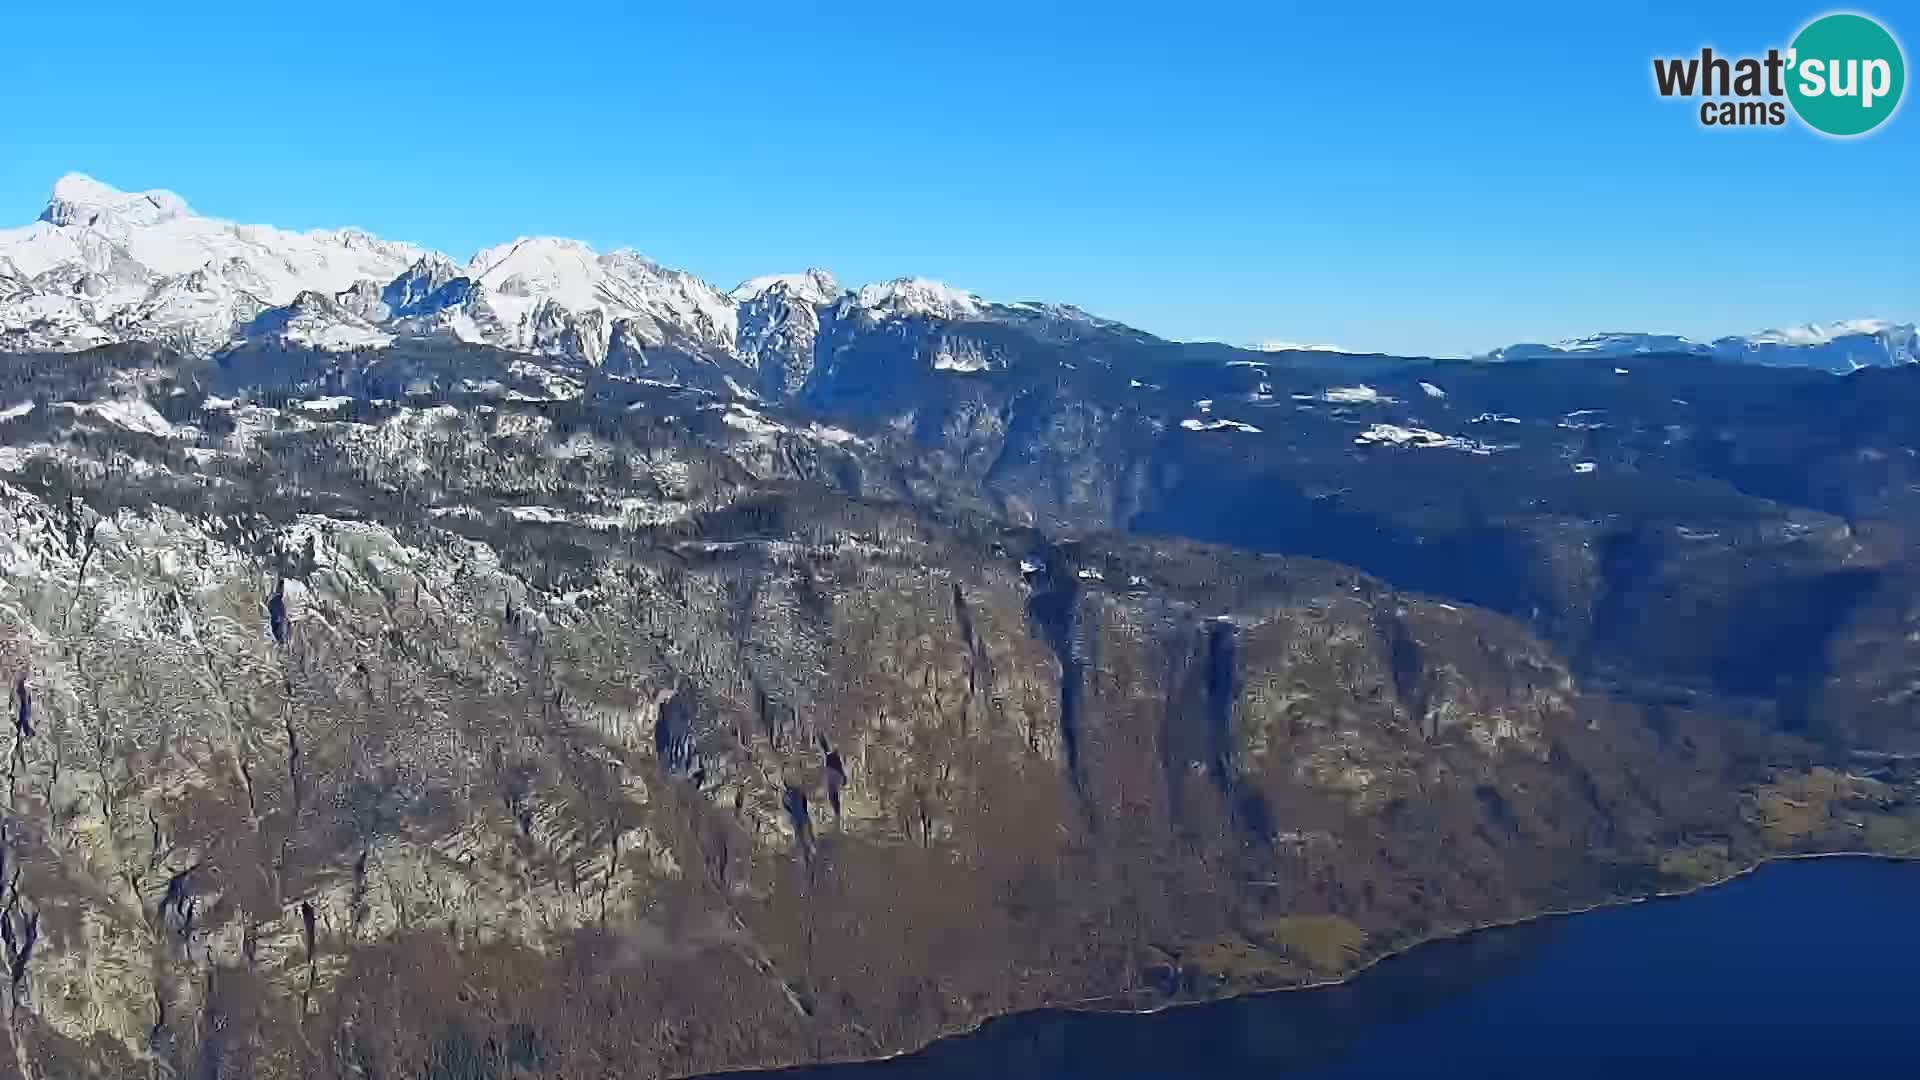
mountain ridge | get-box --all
[1485,320,1920,372]
[2,174,1908,375]
[0,175,1045,367]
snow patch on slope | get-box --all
[53,397,184,438]
[929,336,996,372]
[1180,417,1262,433]
[1323,385,1396,405]
[1354,423,1498,454]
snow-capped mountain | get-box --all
[1725,320,1919,370]
[0,174,1023,378]
[1486,333,1705,362]
[0,174,425,355]
[6,174,1911,382]
[1487,321,1918,372]
[728,269,842,306]
[731,270,841,396]
[846,277,983,322]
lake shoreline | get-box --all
[1060,849,1920,1018]
[695,849,1920,1077]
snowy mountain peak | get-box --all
[852,277,982,320]
[1725,320,1917,370]
[467,236,597,280]
[381,254,465,316]
[4,173,1016,363]
[41,173,191,228]
[48,171,137,208]
[729,269,841,305]
[467,237,604,306]
[445,238,737,353]
[2,173,427,354]
[49,172,121,204]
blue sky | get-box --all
[1,2,1913,356]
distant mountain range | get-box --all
[1484,322,1919,372]
[1,173,1909,375]
[0,175,1131,378]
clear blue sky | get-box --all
[2,2,1913,356]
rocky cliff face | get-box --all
[0,338,1916,1079]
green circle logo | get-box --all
[1787,13,1906,136]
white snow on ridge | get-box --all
[1484,320,1918,371]
[1556,333,1691,355]
[7,174,1912,379]
[468,237,607,312]
[0,175,766,360]
[1747,319,1901,347]
[0,401,33,422]
[1419,381,1446,399]
[466,240,740,355]
[852,277,982,320]
[297,396,354,413]
[728,269,841,306]
[15,173,422,285]
[1,174,423,355]
[0,174,1034,362]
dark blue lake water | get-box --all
[755,857,1919,1078]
